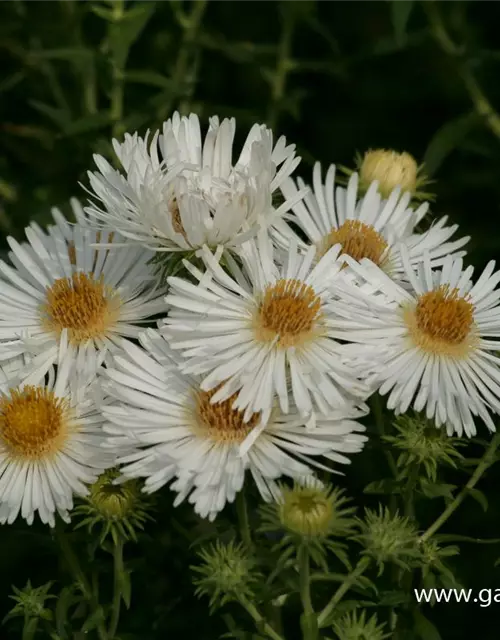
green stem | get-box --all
[158,0,207,120]
[403,463,419,519]
[236,490,252,549]
[110,0,125,138]
[372,394,398,479]
[298,545,317,640]
[238,595,285,640]
[55,526,108,640]
[267,9,295,130]
[420,431,500,543]
[107,539,124,638]
[317,557,371,629]
[425,0,500,141]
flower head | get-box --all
[273,163,467,288]
[331,251,500,436]
[85,112,302,253]
[0,351,113,527]
[162,231,369,425]
[0,199,167,382]
[102,330,367,522]
[5,581,55,624]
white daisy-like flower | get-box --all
[162,232,369,424]
[85,111,303,252]
[329,250,500,437]
[0,201,167,381]
[102,330,368,521]
[272,162,469,286]
[0,349,113,526]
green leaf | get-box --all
[423,112,479,176]
[118,569,132,609]
[414,609,442,640]
[420,479,456,500]
[30,48,94,62]
[391,0,415,45]
[55,585,79,637]
[300,612,318,640]
[468,488,488,512]
[61,112,113,137]
[81,607,105,633]
[29,100,70,128]
[436,534,500,545]
[124,70,173,89]
[364,479,400,495]
[108,3,157,70]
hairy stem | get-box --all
[317,556,371,628]
[420,431,500,543]
[107,539,124,638]
[239,595,285,640]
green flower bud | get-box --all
[191,540,259,611]
[353,506,420,575]
[385,414,464,481]
[73,468,153,545]
[4,581,55,623]
[332,610,390,640]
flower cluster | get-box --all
[0,111,498,528]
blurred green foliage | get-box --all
[2,1,500,638]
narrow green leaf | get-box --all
[61,112,113,137]
[118,569,132,609]
[468,488,489,512]
[55,585,78,637]
[364,479,400,495]
[414,609,442,640]
[30,48,94,62]
[29,101,70,128]
[81,607,105,633]
[423,112,479,176]
[124,70,173,89]
[391,0,415,45]
[108,3,157,70]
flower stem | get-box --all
[110,0,125,138]
[371,394,398,478]
[425,0,500,141]
[107,539,124,638]
[236,490,252,549]
[158,0,207,120]
[317,556,371,628]
[298,545,317,640]
[238,595,285,640]
[267,7,295,130]
[420,431,500,543]
[55,525,108,640]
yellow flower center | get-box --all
[254,279,322,348]
[195,387,261,444]
[320,220,388,266]
[360,148,418,197]
[0,387,71,459]
[40,272,121,345]
[404,285,476,356]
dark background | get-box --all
[1,1,500,638]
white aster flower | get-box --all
[102,330,368,522]
[85,112,302,253]
[0,350,112,526]
[330,251,500,437]
[162,232,368,424]
[0,202,167,381]
[272,162,468,286]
